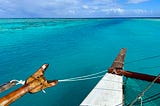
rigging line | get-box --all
[135,95,160,105]
[135,92,160,105]
[128,72,160,106]
[59,75,104,82]
[125,54,160,64]
[140,97,143,106]
[142,95,160,104]
[143,92,160,101]
[135,65,160,70]
[59,70,107,81]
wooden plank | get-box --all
[80,73,123,106]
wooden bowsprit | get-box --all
[0,64,58,106]
[108,48,160,84]
[110,48,126,70]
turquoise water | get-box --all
[0,18,160,106]
[124,77,160,106]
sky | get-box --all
[0,0,159,18]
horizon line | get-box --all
[0,16,160,19]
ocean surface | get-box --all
[0,18,160,106]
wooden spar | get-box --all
[0,85,29,106]
[108,68,160,83]
[108,48,160,83]
[0,81,17,93]
[111,48,126,70]
[0,64,58,106]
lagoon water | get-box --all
[0,18,160,106]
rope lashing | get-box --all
[0,80,25,93]
[10,80,25,85]
[138,96,143,106]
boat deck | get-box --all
[80,73,123,106]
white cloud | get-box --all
[82,5,89,9]
[0,0,82,17]
[121,9,153,16]
[133,9,147,14]
[92,6,98,10]
[102,8,124,14]
[68,10,76,14]
[128,0,149,4]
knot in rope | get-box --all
[10,80,25,85]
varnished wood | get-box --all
[108,68,160,83]
[0,85,29,106]
[0,81,17,93]
[111,48,126,69]
[0,64,58,106]
[109,48,160,83]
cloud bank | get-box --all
[0,0,158,18]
